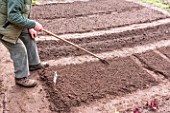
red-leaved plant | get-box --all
[133,108,141,113]
[146,99,158,110]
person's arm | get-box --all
[7,0,36,28]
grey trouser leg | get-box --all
[1,40,29,78]
[19,32,40,66]
[0,31,41,78]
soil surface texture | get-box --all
[158,46,170,59]
[31,0,168,34]
[32,0,170,112]
[39,57,158,112]
[134,51,170,80]
[1,0,170,113]
[37,23,170,61]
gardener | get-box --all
[0,0,48,87]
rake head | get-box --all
[99,59,109,65]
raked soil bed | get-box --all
[1,0,170,113]
[39,57,158,112]
[32,0,168,34]
[32,0,170,112]
[37,23,170,61]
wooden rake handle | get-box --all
[43,29,109,65]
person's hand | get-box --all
[29,28,37,38]
[34,21,43,32]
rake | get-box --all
[43,29,109,65]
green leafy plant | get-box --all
[141,0,170,12]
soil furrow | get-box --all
[32,0,168,35]
[2,0,170,113]
[133,54,169,80]
[134,51,170,80]
[38,9,167,35]
[39,57,158,112]
[31,0,143,19]
[39,22,170,45]
[71,82,170,113]
[37,23,170,61]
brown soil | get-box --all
[32,0,168,34]
[134,51,170,80]
[39,57,158,112]
[31,0,170,112]
[0,42,51,113]
[32,0,144,19]
[0,67,3,95]
[1,0,170,113]
[158,46,170,59]
[37,23,170,61]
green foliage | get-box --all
[32,0,37,4]
[141,0,170,12]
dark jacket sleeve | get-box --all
[7,0,36,28]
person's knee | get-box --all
[10,44,28,61]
